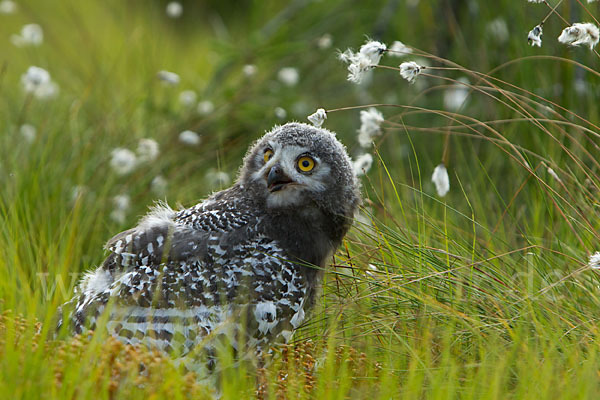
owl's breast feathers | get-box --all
[66,185,332,357]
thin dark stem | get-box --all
[542,0,569,25]
[541,0,565,25]
[573,0,600,26]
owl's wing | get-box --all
[68,200,251,327]
[68,197,309,359]
[103,206,207,270]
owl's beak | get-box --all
[267,164,293,192]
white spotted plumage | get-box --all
[61,122,361,372]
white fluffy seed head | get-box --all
[166,1,183,18]
[197,100,215,116]
[558,23,600,50]
[528,25,543,47]
[278,67,299,86]
[151,175,168,195]
[357,107,384,148]
[179,130,201,146]
[11,24,43,47]
[21,66,50,90]
[157,70,180,86]
[432,164,450,197]
[307,108,327,127]
[274,107,287,119]
[21,66,59,99]
[443,77,470,111]
[178,90,197,107]
[20,124,37,143]
[206,170,231,188]
[487,18,509,44]
[339,40,386,84]
[136,138,160,163]
[589,252,600,269]
[242,64,257,77]
[399,61,422,84]
[113,194,131,211]
[110,148,137,175]
[388,41,412,57]
[353,153,373,176]
[317,33,333,49]
[0,0,17,14]
[359,40,387,64]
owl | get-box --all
[61,122,360,369]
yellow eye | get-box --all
[263,149,274,163]
[297,156,315,172]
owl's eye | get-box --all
[297,156,315,172]
[263,149,274,163]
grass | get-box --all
[1,0,600,398]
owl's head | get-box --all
[239,123,360,219]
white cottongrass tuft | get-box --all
[157,70,180,86]
[443,77,470,111]
[242,64,257,77]
[113,194,130,211]
[110,148,137,175]
[166,1,183,18]
[206,170,231,187]
[0,0,17,14]
[357,107,384,148]
[307,108,327,127]
[432,163,450,197]
[179,130,201,146]
[528,25,543,47]
[486,18,509,44]
[274,107,287,119]
[558,23,600,50]
[399,61,423,84]
[547,167,562,183]
[589,252,600,269]
[71,185,88,204]
[317,33,333,49]
[388,41,412,57]
[339,40,387,84]
[20,124,36,143]
[357,40,387,64]
[197,100,215,116]
[110,194,131,224]
[151,175,168,195]
[278,67,299,86]
[136,138,160,163]
[21,66,59,100]
[353,153,373,176]
[11,24,43,47]
[178,90,197,107]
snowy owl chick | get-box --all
[61,122,360,370]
